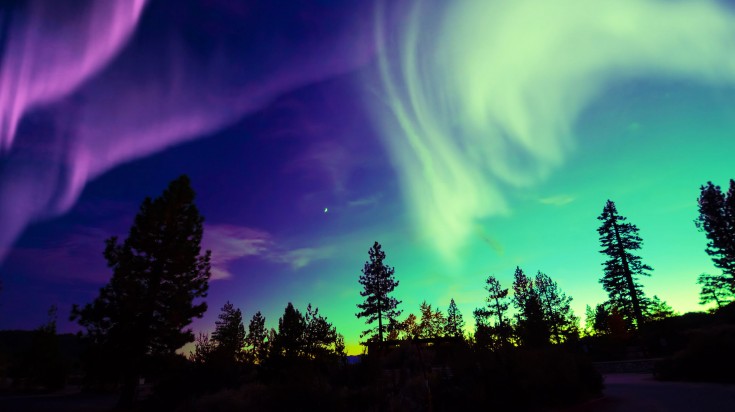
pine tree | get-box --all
[400,313,420,340]
[645,295,676,322]
[583,305,596,336]
[356,241,402,343]
[474,274,511,348]
[71,175,211,407]
[589,302,627,337]
[418,301,445,339]
[191,332,214,364]
[303,304,338,359]
[273,302,306,358]
[472,309,493,349]
[445,298,465,338]
[597,200,651,329]
[535,271,578,344]
[512,267,549,347]
[211,301,245,362]
[697,273,734,309]
[245,311,268,363]
[697,180,735,289]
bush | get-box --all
[177,343,602,412]
[655,325,735,383]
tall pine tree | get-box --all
[211,301,245,362]
[72,175,211,407]
[696,180,735,295]
[512,267,549,347]
[445,298,465,338]
[272,302,306,358]
[535,271,578,343]
[597,200,651,329]
[356,242,402,343]
[418,301,445,339]
[245,311,268,363]
[474,275,510,348]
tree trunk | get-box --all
[612,219,644,328]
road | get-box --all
[564,374,735,412]
[3,374,734,411]
[0,391,117,412]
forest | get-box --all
[1,175,734,411]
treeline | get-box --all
[190,301,345,366]
[352,198,681,353]
[4,175,735,409]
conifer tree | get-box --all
[512,267,549,347]
[475,275,511,347]
[400,313,421,340]
[418,301,445,339]
[697,273,734,309]
[589,302,627,337]
[71,175,211,407]
[597,200,651,329]
[472,309,494,349]
[697,180,735,292]
[303,304,338,359]
[356,241,402,343]
[445,298,465,338]
[583,305,596,336]
[191,332,214,364]
[245,311,268,363]
[273,302,306,358]
[535,271,578,343]
[211,301,245,362]
[645,295,676,322]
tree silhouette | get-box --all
[645,295,676,322]
[400,313,420,340]
[418,301,445,339]
[535,271,578,344]
[273,302,306,358]
[474,275,511,348]
[589,302,628,337]
[697,180,735,291]
[71,175,211,407]
[445,298,465,338]
[303,304,338,359]
[597,200,651,329]
[245,311,268,363]
[356,242,402,343]
[211,301,245,363]
[268,302,341,361]
[583,305,597,336]
[191,332,214,364]
[485,275,511,346]
[512,267,549,347]
[697,273,734,309]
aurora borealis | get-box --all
[2,0,735,354]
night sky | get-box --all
[2,0,735,354]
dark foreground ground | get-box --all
[0,389,117,412]
[562,374,735,412]
[2,374,734,412]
